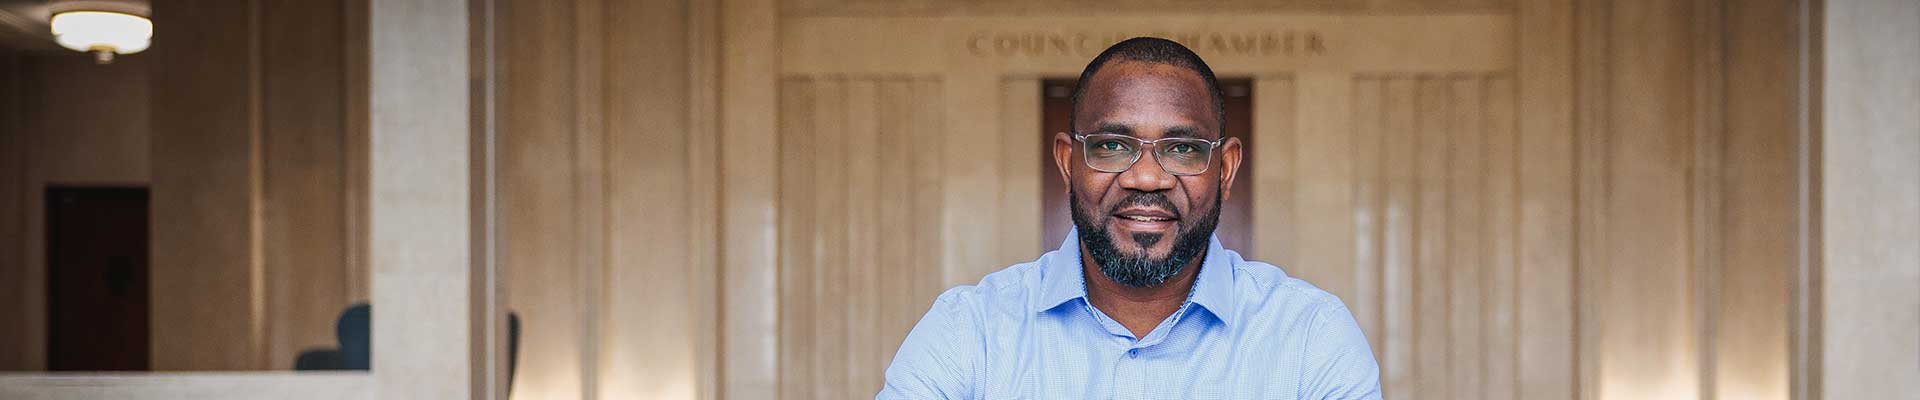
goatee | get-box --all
[1070,190,1219,288]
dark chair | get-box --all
[507,312,520,394]
[294,303,370,370]
[295,304,521,395]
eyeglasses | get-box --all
[1072,133,1226,176]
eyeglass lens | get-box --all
[1082,134,1214,175]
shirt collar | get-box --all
[1035,229,1090,313]
[1034,228,1238,326]
[1189,235,1236,326]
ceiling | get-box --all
[0,0,54,51]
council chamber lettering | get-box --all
[965,31,1327,58]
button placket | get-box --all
[1114,345,1150,398]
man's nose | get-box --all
[1115,151,1177,192]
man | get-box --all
[878,37,1382,399]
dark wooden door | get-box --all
[1041,79,1255,254]
[46,186,150,371]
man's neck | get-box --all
[1079,243,1204,339]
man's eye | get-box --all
[1097,141,1127,151]
[1168,143,1198,153]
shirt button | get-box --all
[1127,349,1138,358]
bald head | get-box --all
[1070,37,1225,134]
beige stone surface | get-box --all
[367,0,481,396]
[1820,0,1920,398]
[0,372,370,400]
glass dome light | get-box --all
[49,11,152,64]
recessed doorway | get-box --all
[46,186,150,371]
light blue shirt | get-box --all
[879,229,1382,399]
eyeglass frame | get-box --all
[1070,132,1229,176]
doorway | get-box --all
[1040,79,1255,254]
[46,186,150,371]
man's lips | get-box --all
[1113,207,1178,223]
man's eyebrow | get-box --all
[1161,126,1203,139]
[1088,123,1209,138]
[1089,123,1133,136]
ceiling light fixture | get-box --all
[49,10,152,64]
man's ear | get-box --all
[1217,137,1244,201]
[1053,132,1076,191]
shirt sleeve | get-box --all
[876,288,981,400]
[1301,302,1384,400]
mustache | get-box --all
[1107,191,1180,219]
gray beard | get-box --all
[1069,190,1220,288]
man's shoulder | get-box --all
[926,252,1056,318]
[1226,258,1355,324]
